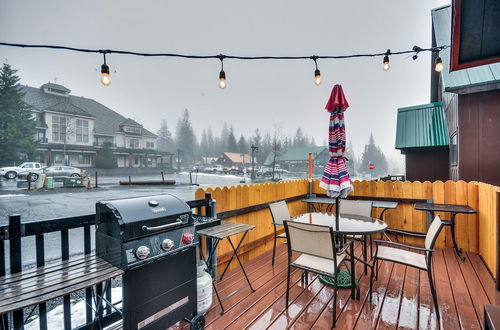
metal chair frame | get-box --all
[370,216,444,319]
[268,201,291,266]
[283,220,356,328]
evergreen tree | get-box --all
[359,133,388,177]
[310,136,317,147]
[175,109,197,165]
[94,142,117,168]
[220,122,229,152]
[293,128,307,147]
[259,132,272,165]
[157,119,174,152]
[227,126,238,152]
[207,126,215,156]
[0,63,37,163]
[237,135,248,154]
[344,140,356,177]
[199,129,209,157]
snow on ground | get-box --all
[0,194,28,198]
[25,288,122,329]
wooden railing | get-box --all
[195,179,499,279]
[0,198,212,330]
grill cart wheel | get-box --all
[190,314,205,330]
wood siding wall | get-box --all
[195,179,499,276]
[404,147,449,182]
[458,90,500,186]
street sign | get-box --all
[368,163,375,170]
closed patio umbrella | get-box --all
[320,84,353,228]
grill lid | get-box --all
[102,194,191,223]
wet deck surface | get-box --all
[173,243,499,329]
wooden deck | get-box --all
[173,243,499,330]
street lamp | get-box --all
[251,144,258,180]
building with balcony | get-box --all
[22,83,170,168]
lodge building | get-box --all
[23,82,172,168]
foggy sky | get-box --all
[0,0,449,163]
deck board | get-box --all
[169,244,496,330]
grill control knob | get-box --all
[182,232,195,245]
[161,239,175,251]
[136,246,150,260]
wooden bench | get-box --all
[0,253,123,326]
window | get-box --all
[129,139,139,148]
[76,119,89,143]
[146,141,155,148]
[134,156,141,165]
[78,154,91,164]
[54,153,63,164]
[124,126,141,134]
[52,116,66,142]
[450,134,458,165]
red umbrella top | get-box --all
[325,84,349,112]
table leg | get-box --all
[449,213,465,261]
[220,231,248,280]
[227,234,255,291]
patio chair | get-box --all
[283,220,355,328]
[370,215,444,319]
[338,200,373,274]
[268,200,292,266]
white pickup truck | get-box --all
[0,162,44,179]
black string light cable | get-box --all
[0,42,449,87]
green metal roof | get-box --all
[395,102,449,149]
[432,5,500,92]
[263,146,327,165]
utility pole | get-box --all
[176,149,183,173]
[251,144,258,180]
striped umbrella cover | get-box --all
[319,85,353,198]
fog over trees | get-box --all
[155,110,394,175]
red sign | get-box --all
[368,163,375,170]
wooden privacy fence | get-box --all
[195,179,499,278]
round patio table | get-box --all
[292,212,387,289]
[292,212,388,235]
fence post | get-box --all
[205,193,217,277]
[9,215,23,329]
[95,171,98,188]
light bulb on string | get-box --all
[435,57,443,72]
[100,52,111,86]
[218,55,226,89]
[312,57,321,85]
[383,49,390,71]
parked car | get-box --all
[44,166,85,178]
[18,166,85,182]
[0,162,44,179]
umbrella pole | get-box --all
[335,197,340,231]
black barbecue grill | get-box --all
[96,194,207,330]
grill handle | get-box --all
[142,220,183,232]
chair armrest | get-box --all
[385,228,426,238]
[337,240,353,255]
[374,240,435,252]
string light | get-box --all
[218,55,226,89]
[383,49,390,71]
[100,51,111,86]
[312,56,321,85]
[0,42,448,85]
[435,56,443,72]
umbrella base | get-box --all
[318,270,355,288]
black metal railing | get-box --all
[0,195,213,330]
